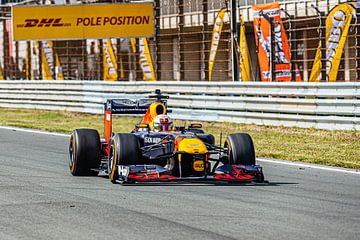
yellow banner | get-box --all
[309,42,321,82]
[0,63,3,80]
[55,54,64,80]
[41,41,54,80]
[239,16,251,81]
[310,3,355,82]
[130,38,137,53]
[209,8,226,81]
[13,3,154,41]
[139,38,156,81]
[103,39,118,81]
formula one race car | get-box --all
[69,89,265,184]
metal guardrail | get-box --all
[0,81,359,130]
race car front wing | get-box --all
[115,164,264,184]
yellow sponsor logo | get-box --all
[13,3,154,41]
[193,160,205,172]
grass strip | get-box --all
[1,108,359,169]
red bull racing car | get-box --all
[69,90,265,184]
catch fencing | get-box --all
[0,80,359,130]
[0,0,359,81]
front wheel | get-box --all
[69,129,101,176]
[109,133,140,183]
[224,133,256,165]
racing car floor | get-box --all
[0,127,359,240]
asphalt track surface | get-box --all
[0,128,359,240]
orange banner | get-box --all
[252,2,301,81]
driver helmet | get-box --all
[153,114,174,132]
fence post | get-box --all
[15,41,19,79]
[179,0,185,81]
[3,18,7,79]
[202,0,209,81]
[38,41,43,80]
[82,40,87,80]
[116,38,121,80]
[26,41,31,80]
[66,40,70,80]
[281,9,297,82]
[357,4,360,81]
[155,0,161,81]
[99,39,103,80]
[230,0,239,81]
[320,11,326,81]
[260,11,276,81]
[52,42,56,79]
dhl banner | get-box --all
[103,39,118,81]
[40,41,64,80]
[131,38,156,81]
[252,2,301,81]
[209,8,226,81]
[12,3,154,41]
[309,3,355,82]
[239,16,251,81]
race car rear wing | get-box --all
[104,89,169,114]
[103,89,170,146]
[104,99,154,114]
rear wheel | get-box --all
[224,133,255,165]
[109,133,140,183]
[69,129,101,176]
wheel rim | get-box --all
[224,140,233,164]
[109,141,117,182]
[69,134,76,174]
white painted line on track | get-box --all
[1,125,359,175]
[257,158,360,175]
[0,126,70,137]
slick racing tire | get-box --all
[109,133,140,183]
[69,129,101,176]
[224,133,255,166]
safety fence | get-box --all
[0,0,359,82]
[0,80,359,130]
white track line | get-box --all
[0,126,69,137]
[257,158,360,175]
[1,125,359,175]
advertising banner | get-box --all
[13,3,154,40]
[0,64,3,80]
[138,38,156,81]
[209,8,226,81]
[131,38,156,81]
[309,3,355,82]
[41,41,64,80]
[103,39,118,81]
[252,2,300,81]
[55,54,64,80]
[239,16,251,81]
